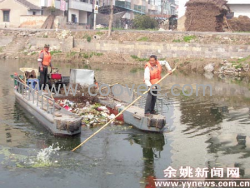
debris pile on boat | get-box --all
[56,99,124,127]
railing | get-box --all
[15,79,55,116]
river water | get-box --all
[0,59,250,188]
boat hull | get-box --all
[15,90,81,136]
[98,97,166,133]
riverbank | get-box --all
[0,29,250,75]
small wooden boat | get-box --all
[97,84,167,132]
[12,68,82,136]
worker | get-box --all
[144,55,172,116]
[38,44,52,90]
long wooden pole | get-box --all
[71,65,177,152]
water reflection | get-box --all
[128,133,165,187]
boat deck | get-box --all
[14,79,82,136]
[98,96,166,132]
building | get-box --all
[68,0,92,25]
[227,0,250,18]
[0,0,41,28]
[40,0,67,16]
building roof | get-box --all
[15,0,41,10]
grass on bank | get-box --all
[83,34,92,42]
[137,37,149,42]
[130,67,144,73]
[172,35,196,43]
[50,50,62,55]
[230,55,250,69]
[66,51,103,58]
[131,55,148,62]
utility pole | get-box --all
[108,0,113,37]
[93,0,98,30]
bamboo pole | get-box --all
[100,83,119,91]
[71,65,177,152]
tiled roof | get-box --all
[15,0,41,10]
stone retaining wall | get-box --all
[0,36,13,47]
[74,39,250,59]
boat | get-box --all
[12,68,167,134]
[11,68,82,136]
[97,84,167,132]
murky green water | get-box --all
[0,59,250,188]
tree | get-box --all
[133,15,158,30]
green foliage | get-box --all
[67,51,77,57]
[96,31,104,35]
[133,15,158,30]
[131,55,148,62]
[91,103,102,109]
[83,65,89,69]
[172,39,181,42]
[237,55,250,63]
[83,34,92,42]
[137,37,149,41]
[50,50,62,55]
[231,55,250,69]
[130,67,144,73]
[31,52,37,55]
[0,47,3,52]
[183,35,196,42]
[80,52,103,59]
[87,36,91,42]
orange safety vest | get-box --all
[144,61,162,85]
[39,50,51,66]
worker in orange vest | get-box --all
[38,44,52,90]
[144,55,172,116]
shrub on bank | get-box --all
[132,15,158,30]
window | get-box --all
[33,11,36,15]
[3,10,10,22]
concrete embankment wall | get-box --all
[74,39,250,59]
[1,30,250,59]
[28,36,74,52]
[0,36,13,47]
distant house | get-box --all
[185,0,229,32]
[227,0,250,18]
[0,0,41,28]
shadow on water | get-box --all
[127,132,166,187]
